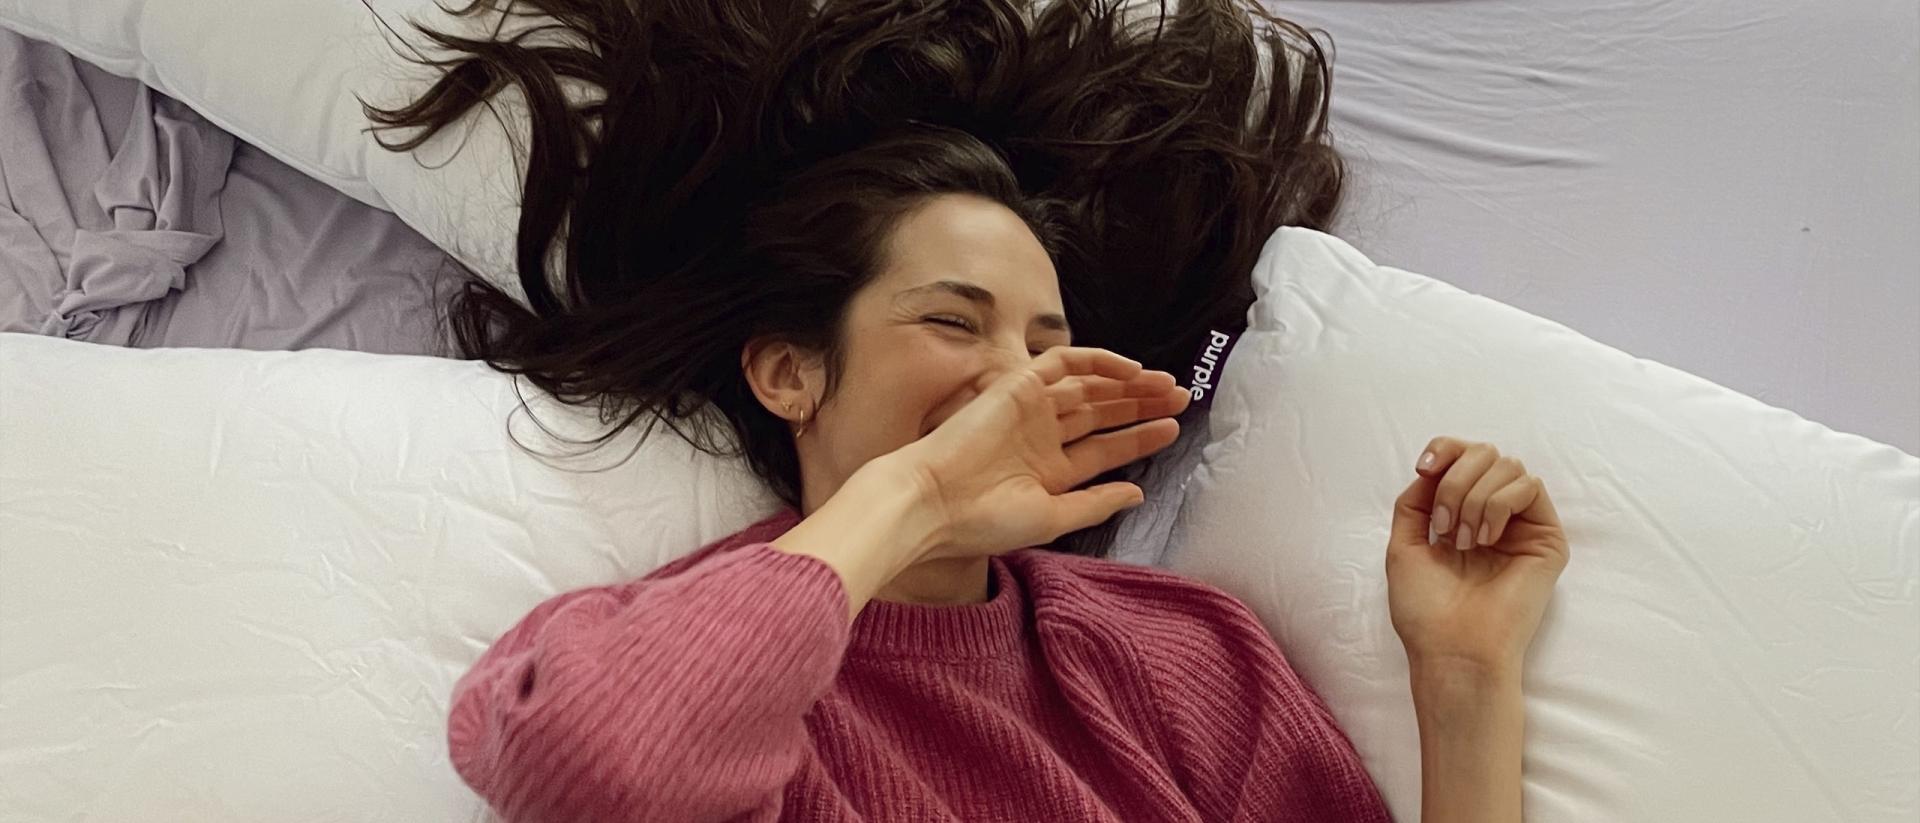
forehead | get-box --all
[872,194,1062,309]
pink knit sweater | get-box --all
[448,507,1392,822]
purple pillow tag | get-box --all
[1186,324,1245,410]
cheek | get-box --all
[836,331,981,443]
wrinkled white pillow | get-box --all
[0,333,778,821]
[1166,228,1920,823]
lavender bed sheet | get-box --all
[0,30,466,357]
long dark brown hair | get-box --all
[362,0,1343,556]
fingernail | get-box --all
[1456,524,1472,551]
[1433,505,1451,534]
[1418,451,1435,471]
[1478,522,1491,546]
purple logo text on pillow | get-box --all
[1187,326,1243,407]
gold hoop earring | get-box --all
[795,409,811,439]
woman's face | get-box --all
[790,193,1071,509]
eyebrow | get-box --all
[900,279,1071,333]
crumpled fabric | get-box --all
[0,28,231,344]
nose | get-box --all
[952,337,1029,404]
[983,336,1035,376]
[928,339,1034,436]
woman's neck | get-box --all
[801,476,991,606]
[876,555,992,606]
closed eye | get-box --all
[926,315,979,333]
[928,314,1058,357]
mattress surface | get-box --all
[1275,0,1920,454]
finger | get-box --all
[1480,479,1519,548]
[1485,474,1564,547]
[1057,396,1175,443]
[1113,386,1192,422]
[1046,481,1145,539]
[1390,471,1442,549]
[1161,380,1193,418]
[1046,370,1177,411]
[1057,401,1131,443]
[1413,436,1472,479]
[1456,457,1526,550]
[1431,443,1498,543]
[1395,435,1476,531]
[970,368,1054,424]
[1029,346,1144,385]
[1061,417,1180,487]
[1046,378,1092,411]
[1058,385,1191,442]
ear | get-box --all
[741,336,826,423]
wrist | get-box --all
[843,456,950,561]
[1408,652,1523,708]
[1407,650,1527,823]
[1411,694,1525,823]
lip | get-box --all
[920,409,954,440]
[920,401,957,439]
[920,388,978,440]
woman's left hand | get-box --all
[1386,436,1571,674]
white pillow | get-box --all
[0,333,778,821]
[1166,228,1920,823]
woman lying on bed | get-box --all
[366,1,1569,820]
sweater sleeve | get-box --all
[446,543,850,823]
[1140,583,1394,823]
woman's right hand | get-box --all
[882,346,1192,562]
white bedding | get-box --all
[0,334,781,821]
[2,0,1915,820]
[1174,228,1920,823]
[3,229,1913,822]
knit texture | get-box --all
[448,507,1392,822]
